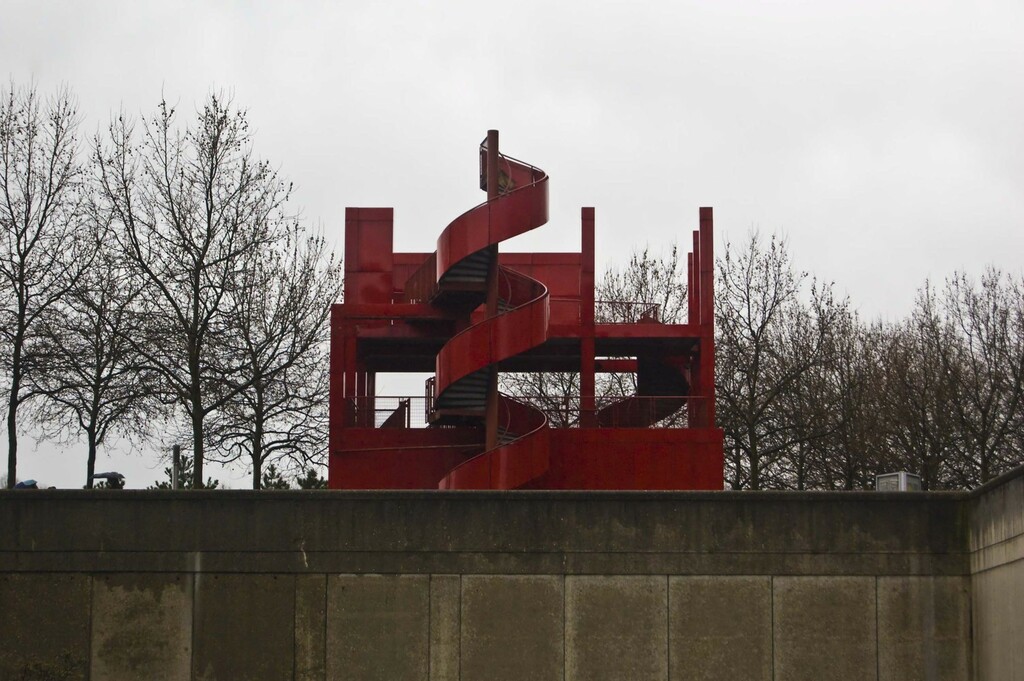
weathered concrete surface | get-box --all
[4,465,1024,680]
[973,564,1024,680]
[429,575,460,681]
[295,574,326,681]
[670,575,772,681]
[877,576,970,681]
[91,573,192,681]
[0,573,90,681]
[193,574,295,681]
[461,575,564,681]
[566,575,667,681]
[326,574,429,681]
[0,489,969,575]
[970,466,1024,680]
[773,576,877,681]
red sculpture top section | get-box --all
[330,131,723,490]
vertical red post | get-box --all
[698,207,716,428]
[691,230,702,324]
[687,252,696,326]
[688,229,703,426]
[484,130,500,451]
[329,306,344,451]
[580,207,596,427]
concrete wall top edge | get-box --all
[0,488,972,502]
[0,489,968,563]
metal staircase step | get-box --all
[440,250,491,283]
[435,369,491,410]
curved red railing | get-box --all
[435,152,548,280]
[435,268,549,400]
[425,140,692,488]
[438,394,549,489]
[430,144,552,489]
[596,355,690,427]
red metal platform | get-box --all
[329,132,723,490]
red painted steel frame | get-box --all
[329,132,723,490]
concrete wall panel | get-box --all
[970,468,1024,679]
[773,576,877,681]
[327,574,429,680]
[460,575,564,681]
[0,573,90,681]
[430,575,461,681]
[91,573,192,681]
[295,574,327,681]
[973,564,1024,681]
[877,576,970,681]
[566,575,667,681]
[5,467,1024,681]
[669,575,771,681]
[193,573,295,681]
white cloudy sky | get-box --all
[3,0,1022,487]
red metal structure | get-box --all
[330,131,723,490]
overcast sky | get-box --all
[3,0,1022,487]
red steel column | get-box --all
[688,228,702,426]
[485,130,500,450]
[698,207,716,427]
[687,252,697,325]
[580,208,597,427]
[329,306,345,459]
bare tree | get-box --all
[0,84,90,488]
[773,307,841,490]
[209,231,342,488]
[877,303,961,489]
[933,270,1024,485]
[94,94,295,487]
[501,371,581,427]
[807,311,885,490]
[31,218,160,488]
[597,244,688,324]
[716,232,842,489]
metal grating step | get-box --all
[441,250,492,284]
[435,369,491,410]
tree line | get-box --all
[5,84,1020,492]
[1,84,342,489]
[505,234,1024,491]
[715,233,1024,489]
[526,234,1023,490]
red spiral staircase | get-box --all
[330,131,723,490]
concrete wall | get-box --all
[0,480,1009,680]
[969,466,1024,680]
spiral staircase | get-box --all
[330,130,723,491]
[407,135,690,489]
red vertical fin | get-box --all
[580,207,596,427]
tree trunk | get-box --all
[748,427,761,490]
[6,385,18,489]
[251,396,265,490]
[730,446,743,490]
[85,429,97,489]
[6,330,22,489]
[251,439,265,490]
[191,403,205,489]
